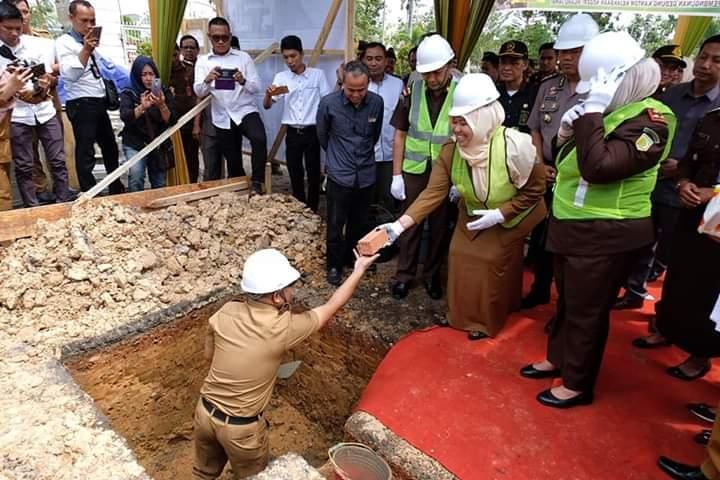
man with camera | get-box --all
[55,0,123,195]
[194,17,267,194]
[0,2,71,207]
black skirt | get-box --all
[657,208,720,357]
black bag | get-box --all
[90,54,119,111]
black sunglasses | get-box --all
[210,34,230,43]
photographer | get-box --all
[0,2,72,207]
[194,17,267,194]
[55,0,124,195]
[0,61,32,211]
[119,56,176,192]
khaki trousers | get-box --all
[702,403,720,479]
[192,399,269,479]
[0,160,10,211]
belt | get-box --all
[66,97,106,105]
[201,397,260,425]
[287,125,315,134]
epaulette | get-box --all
[647,108,667,125]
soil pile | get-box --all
[0,193,323,356]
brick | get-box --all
[357,229,388,256]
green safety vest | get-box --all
[553,98,676,221]
[402,80,457,174]
[451,126,535,229]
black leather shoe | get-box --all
[251,181,264,195]
[657,456,708,479]
[520,364,561,379]
[688,403,716,423]
[632,336,671,349]
[613,294,644,310]
[327,268,342,286]
[468,331,488,341]
[536,389,593,409]
[424,275,443,300]
[667,363,711,381]
[391,281,410,300]
[521,291,550,309]
[694,430,712,446]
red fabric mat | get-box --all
[356,278,718,479]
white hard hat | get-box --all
[240,249,301,295]
[449,73,499,116]
[416,34,455,73]
[576,31,645,94]
[554,13,600,51]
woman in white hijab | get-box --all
[521,31,675,409]
[379,73,547,340]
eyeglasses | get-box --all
[210,35,230,43]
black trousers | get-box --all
[326,178,373,271]
[66,97,123,194]
[623,203,680,298]
[216,112,267,184]
[547,248,640,392]
[181,126,201,183]
[285,126,321,212]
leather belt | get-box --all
[287,125,315,135]
[201,397,260,425]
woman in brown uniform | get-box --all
[521,32,674,408]
[380,73,546,340]
[656,107,720,380]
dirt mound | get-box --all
[0,193,324,356]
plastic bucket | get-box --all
[328,442,392,480]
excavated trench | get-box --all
[64,296,388,479]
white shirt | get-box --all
[368,74,403,162]
[55,32,106,101]
[194,49,261,129]
[0,36,56,126]
[271,66,330,127]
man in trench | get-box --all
[192,248,378,479]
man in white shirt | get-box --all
[262,35,330,212]
[362,41,403,213]
[194,17,266,194]
[55,0,123,195]
[0,2,71,207]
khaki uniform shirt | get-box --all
[527,74,585,164]
[200,300,320,417]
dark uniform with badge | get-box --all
[523,74,586,306]
[545,101,674,394]
[497,41,538,135]
[656,107,720,361]
[651,45,686,99]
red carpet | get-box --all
[356,277,719,479]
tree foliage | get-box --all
[31,0,62,37]
[354,0,385,45]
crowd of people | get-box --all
[1,1,719,479]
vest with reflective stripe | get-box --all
[402,80,457,174]
[553,98,676,221]
[451,127,535,229]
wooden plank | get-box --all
[0,178,245,242]
[253,42,279,64]
[146,180,249,208]
[345,0,355,62]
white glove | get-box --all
[583,67,625,114]
[390,175,406,201]
[448,185,460,203]
[558,104,585,146]
[466,209,504,231]
[379,220,406,244]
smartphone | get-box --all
[275,85,289,95]
[30,63,46,80]
[151,78,162,97]
[89,26,102,41]
[215,68,238,90]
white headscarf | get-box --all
[456,100,535,201]
[607,58,661,112]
